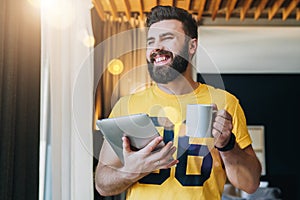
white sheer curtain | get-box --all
[40,0,94,199]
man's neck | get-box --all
[156,71,199,95]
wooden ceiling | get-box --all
[92,0,300,24]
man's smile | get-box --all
[150,50,173,66]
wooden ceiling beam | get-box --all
[226,0,238,21]
[282,0,299,21]
[107,0,118,20]
[209,0,222,21]
[93,0,300,23]
[138,0,144,20]
[254,0,268,20]
[197,0,206,21]
[93,0,106,21]
[268,0,284,20]
[123,0,132,21]
[240,0,253,21]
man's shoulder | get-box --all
[202,84,237,98]
[110,86,155,117]
[200,83,239,106]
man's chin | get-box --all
[150,70,181,84]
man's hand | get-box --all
[211,104,234,149]
[121,135,178,179]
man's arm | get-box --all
[212,108,261,194]
[95,136,178,196]
[219,144,261,194]
[95,140,137,196]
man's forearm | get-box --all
[95,163,147,196]
[220,144,262,194]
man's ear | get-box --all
[189,38,197,55]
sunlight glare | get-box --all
[27,0,41,8]
[108,59,124,75]
[41,0,75,29]
[83,35,95,47]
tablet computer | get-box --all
[96,113,164,163]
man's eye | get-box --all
[147,41,154,45]
[163,37,173,40]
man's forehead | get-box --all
[147,20,185,37]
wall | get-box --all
[196,26,300,74]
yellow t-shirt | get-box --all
[109,83,252,200]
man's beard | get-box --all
[147,44,189,84]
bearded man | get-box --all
[95,5,261,200]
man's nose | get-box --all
[151,40,165,50]
[152,48,161,53]
[149,42,166,54]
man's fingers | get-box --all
[158,159,179,169]
[216,109,232,121]
[122,136,132,154]
[213,109,233,134]
[159,141,176,157]
[158,153,179,169]
[213,119,232,133]
[150,142,177,167]
[139,136,163,154]
[211,103,218,111]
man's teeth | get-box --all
[155,57,167,62]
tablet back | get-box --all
[96,113,160,163]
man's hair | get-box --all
[146,6,198,39]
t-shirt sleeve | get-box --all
[231,98,252,149]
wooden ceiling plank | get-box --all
[282,0,299,21]
[144,0,158,12]
[159,0,174,6]
[175,0,187,10]
[240,0,253,21]
[123,0,132,21]
[107,0,118,20]
[197,0,206,21]
[185,0,192,10]
[297,8,300,20]
[93,0,106,21]
[268,0,285,20]
[177,0,191,10]
[209,0,222,21]
[254,0,268,20]
[226,0,238,21]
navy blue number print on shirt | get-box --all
[176,136,212,186]
[139,117,213,186]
